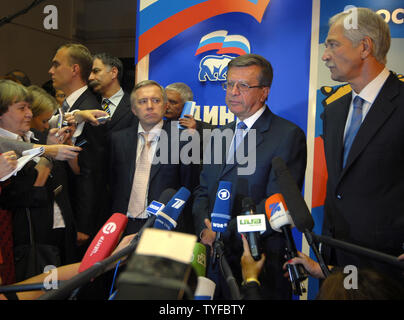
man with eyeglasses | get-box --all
[192,54,307,299]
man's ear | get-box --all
[360,36,373,60]
[110,66,118,80]
[72,64,80,77]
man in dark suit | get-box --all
[109,80,198,235]
[319,8,404,280]
[192,54,307,299]
[88,53,135,134]
[48,43,108,252]
[165,82,216,164]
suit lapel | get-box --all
[70,89,88,111]
[109,93,131,129]
[126,123,139,184]
[328,91,352,178]
[149,121,170,183]
[341,73,400,178]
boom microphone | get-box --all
[271,157,314,232]
[241,197,262,261]
[271,157,330,277]
[266,193,307,295]
[78,213,128,273]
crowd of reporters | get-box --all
[2,7,404,301]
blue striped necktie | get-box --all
[343,96,364,168]
[227,121,247,163]
[102,98,111,115]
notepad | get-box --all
[0,146,44,181]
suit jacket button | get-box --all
[336,194,342,200]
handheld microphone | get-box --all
[209,181,241,300]
[241,197,262,261]
[78,213,128,273]
[211,181,232,266]
[211,181,232,233]
[266,193,307,295]
[128,188,178,246]
[153,187,191,230]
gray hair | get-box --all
[329,7,390,64]
[131,80,167,105]
[165,82,194,102]
[93,52,124,83]
[0,80,32,116]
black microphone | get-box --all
[241,197,262,261]
[271,157,314,232]
[265,193,307,295]
[271,157,330,277]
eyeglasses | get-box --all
[222,81,264,92]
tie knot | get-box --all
[102,98,111,105]
[237,121,247,130]
[62,99,69,113]
[139,131,154,145]
[353,96,364,110]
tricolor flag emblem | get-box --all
[195,30,251,56]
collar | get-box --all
[66,86,88,109]
[236,105,266,129]
[353,67,389,104]
[103,87,124,106]
[0,127,37,142]
[137,119,164,142]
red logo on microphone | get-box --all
[102,222,117,234]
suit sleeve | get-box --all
[0,137,34,155]
[257,126,307,217]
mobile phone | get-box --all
[97,115,111,123]
[75,139,88,147]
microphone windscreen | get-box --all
[211,181,232,232]
[153,187,191,230]
[146,188,177,217]
[79,213,128,273]
[272,157,314,232]
[159,188,177,204]
[194,276,216,300]
[265,193,294,232]
[191,242,207,277]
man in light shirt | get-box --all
[48,43,109,251]
[109,80,198,235]
[192,54,307,299]
[319,7,404,281]
[88,53,135,134]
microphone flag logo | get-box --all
[102,222,117,235]
[218,189,230,200]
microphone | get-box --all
[271,157,331,278]
[209,181,241,300]
[271,157,314,232]
[241,197,262,261]
[211,181,232,233]
[266,193,307,295]
[153,186,191,230]
[211,181,232,266]
[127,188,178,247]
[78,213,128,273]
